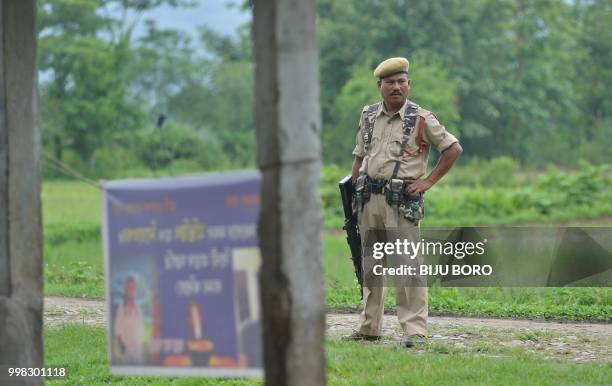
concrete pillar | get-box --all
[0,1,44,385]
[253,1,326,385]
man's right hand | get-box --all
[405,179,433,194]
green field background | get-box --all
[43,168,611,321]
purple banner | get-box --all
[102,172,263,377]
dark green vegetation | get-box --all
[39,0,253,176]
[323,160,612,228]
[319,0,612,167]
[39,0,612,180]
[45,325,612,385]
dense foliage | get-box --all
[322,160,611,228]
[38,0,611,178]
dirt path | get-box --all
[45,296,106,327]
[45,297,611,363]
[328,312,611,363]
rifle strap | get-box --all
[390,101,420,180]
[362,103,381,175]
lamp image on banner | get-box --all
[102,171,262,377]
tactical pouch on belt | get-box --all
[383,179,425,225]
[385,179,404,206]
[399,191,425,225]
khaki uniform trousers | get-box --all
[357,193,428,337]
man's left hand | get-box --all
[405,179,433,194]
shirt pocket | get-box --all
[369,130,382,156]
[390,130,419,159]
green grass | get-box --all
[325,233,611,321]
[45,325,258,385]
[43,181,104,298]
[45,325,611,385]
[328,340,611,386]
[43,180,102,226]
[43,180,611,320]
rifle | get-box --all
[338,175,363,299]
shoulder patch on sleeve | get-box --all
[418,107,437,120]
[417,106,430,117]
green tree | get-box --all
[38,0,194,167]
[318,0,604,166]
[131,20,201,119]
[318,0,465,126]
[323,59,380,165]
[457,0,579,163]
[167,25,256,168]
[573,0,612,163]
[39,0,140,165]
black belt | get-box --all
[366,177,417,194]
[366,178,386,194]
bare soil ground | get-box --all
[45,296,106,327]
[45,297,611,363]
[328,312,611,363]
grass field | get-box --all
[43,181,103,298]
[45,325,611,385]
[42,178,610,385]
[325,235,611,320]
[43,180,611,320]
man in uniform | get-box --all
[347,57,462,347]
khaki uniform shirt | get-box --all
[352,99,458,180]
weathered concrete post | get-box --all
[0,1,44,385]
[253,0,326,385]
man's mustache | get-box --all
[391,91,402,95]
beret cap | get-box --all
[373,57,409,78]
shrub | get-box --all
[321,161,611,227]
[479,156,520,187]
[442,156,519,187]
[537,162,609,207]
[321,164,349,224]
[135,123,207,168]
[91,147,144,178]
